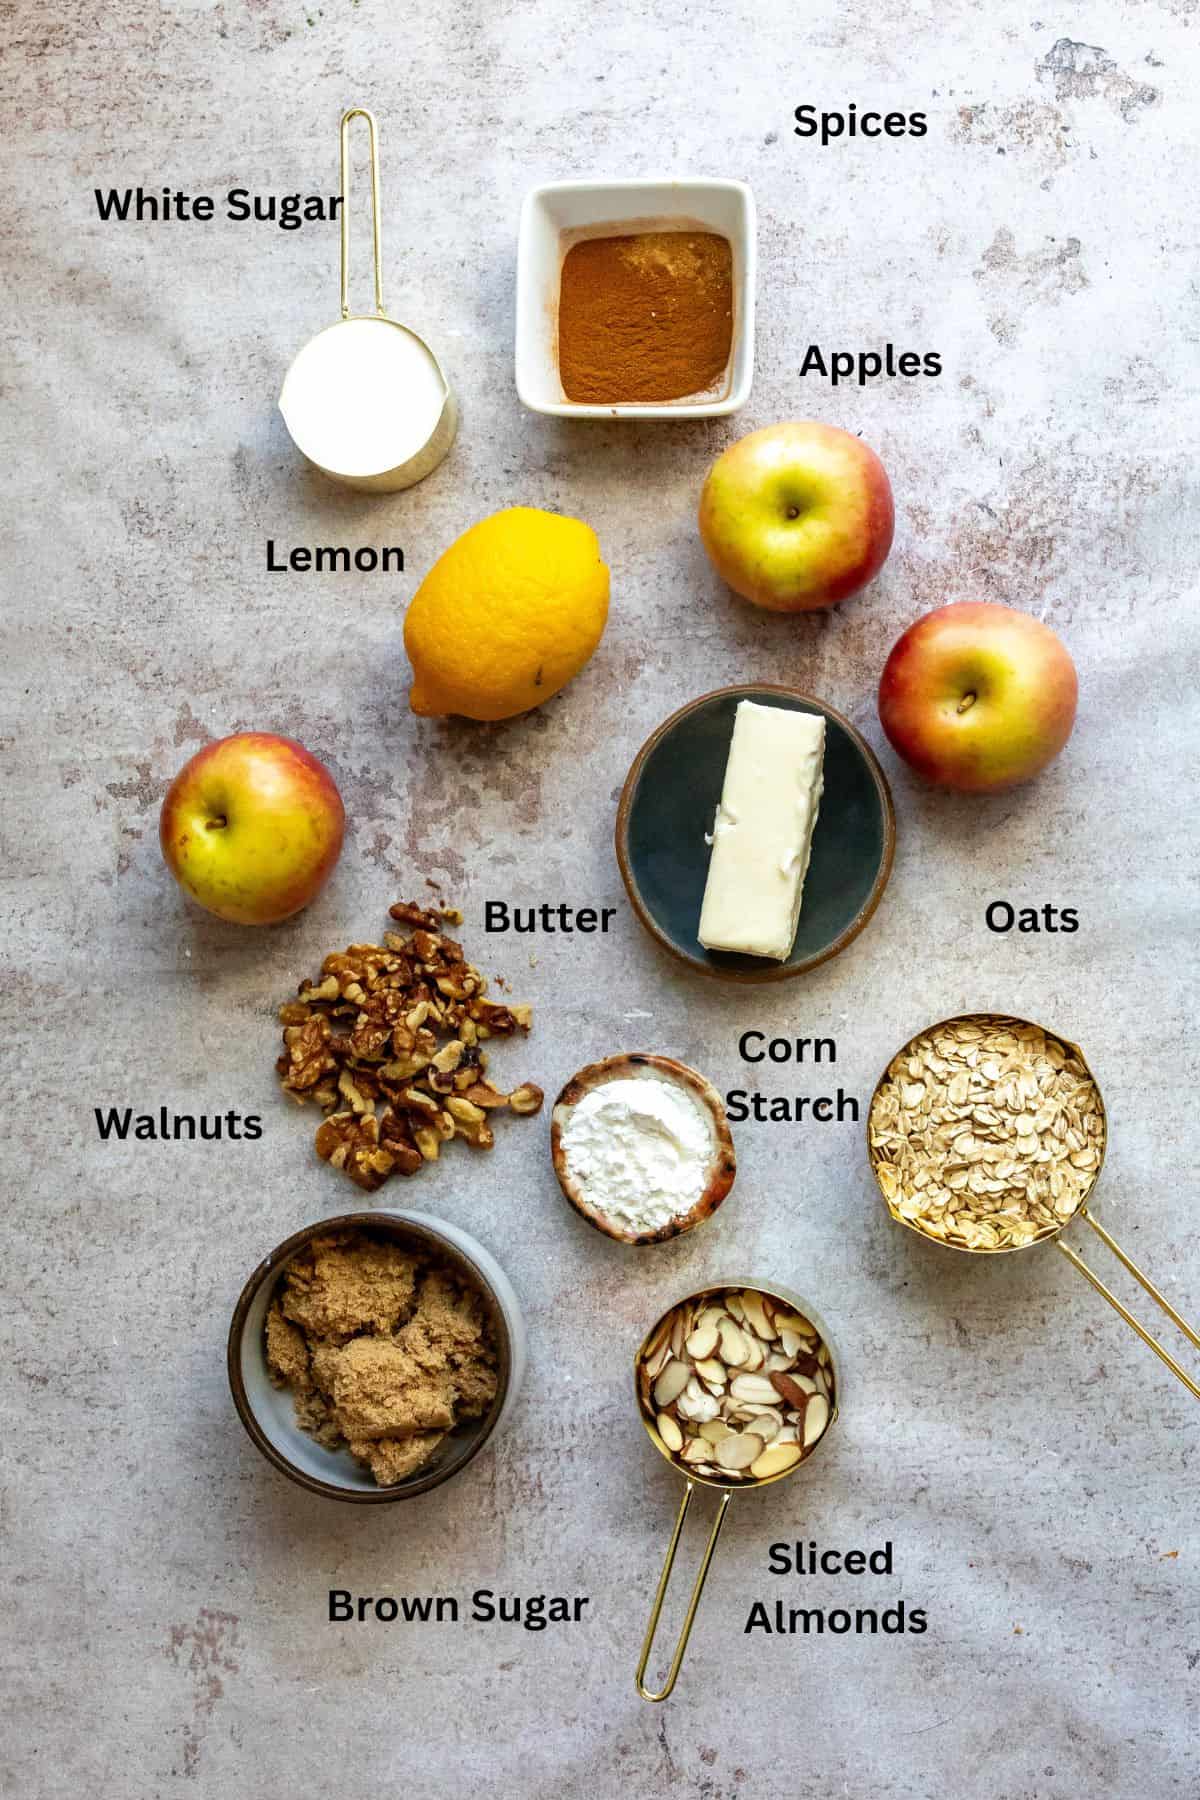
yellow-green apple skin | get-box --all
[878,602,1078,792]
[159,733,345,924]
[698,420,895,611]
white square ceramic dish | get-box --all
[515,177,756,418]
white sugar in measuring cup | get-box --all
[279,108,457,492]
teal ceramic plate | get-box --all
[615,684,895,983]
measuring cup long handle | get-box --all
[339,106,384,318]
[636,1483,731,1703]
[1056,1207,1200,1401]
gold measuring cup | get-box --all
[278,108,457,491]
[868,1012,1200,1400]
[633,1280,840,1702]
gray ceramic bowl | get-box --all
[616,684,895,983]
[228,1209,526,1503]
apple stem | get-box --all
[957,692,977,715]
[786,505,801,520]
[205,815,228,831]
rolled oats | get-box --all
[869,1014,1106,1251]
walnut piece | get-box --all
[314,1113,396,1192]
[278,900,542,1190]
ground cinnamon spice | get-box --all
[557,230,734,403]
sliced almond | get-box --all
[677,1389,720,1423]
[681,1438,709,1464]
[728,1373,778,1405]
[717,1319,749,1365]
[695,1306,728,1330]
[769,1371,813,1410]
[694,1358,727,1386]
[698,1419,735,1444]
[779,1329,803,1357]
[750,1443,802,1480]
[803,1393,830,1447]
[686,1323,720,1360]
[739,1338,766,1372]
[715,1432,764,1471]
[750,1409,782,1444]
[725,1294,746,1322]
[656,1413,683,1453]
[740,1291,775,1339]
[653,1360,690,1408]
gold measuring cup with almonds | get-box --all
[868,1013,1200,1399]
[633,1281,839,1702]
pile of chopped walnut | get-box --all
[276,900,543,1191]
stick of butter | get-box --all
[697,701,825,961]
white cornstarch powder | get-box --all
[560,1076,714,1234]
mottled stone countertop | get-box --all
[3,2,1198,1796]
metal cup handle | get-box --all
[339,106,385,319]
[636,1482,731,1702]
[1056,1206,1200,1401]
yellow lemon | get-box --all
[405,507,610,721]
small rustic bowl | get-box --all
[616,684,895,984]
[228,1209,525,1503]
[551,1053,736,1244]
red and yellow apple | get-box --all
[698,420,895,611]
[159,732,345,924]
[877,602,1078,791]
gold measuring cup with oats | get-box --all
[632,1281,839,1702]
[869,1013,1200,1400]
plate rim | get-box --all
[614,682,897,984]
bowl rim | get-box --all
[615,682,897,984]
[520,174,757,202]
[227,1210,513,1503]
[549,1052,737,1245]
